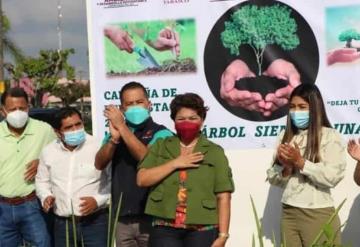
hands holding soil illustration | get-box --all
[220,59,263,112]
[220,58,301,117]
[104,25,180,56]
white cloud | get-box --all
[3,0,89,77]
[5,0,86,27]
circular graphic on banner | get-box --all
[204,0,319,121]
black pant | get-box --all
[149,226,218,247]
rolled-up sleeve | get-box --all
[267,164,290,188]
[300,130,346,189]
[138,140,161,170]
[94,165,111,207]
[214,148,234,193]
[35,151,53,206]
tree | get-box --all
[221,4,300,75]
[0,10,25,83]
[1,15,24,62]
[338,29,360,48]
[51,81,90,107]
[10,49,75,106]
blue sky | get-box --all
[326,4,360,50]
[4,0,89,79]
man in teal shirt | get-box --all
[95,81,173,247]
[0,87,56,247]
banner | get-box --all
[86,0,360,149]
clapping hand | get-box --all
[277,143,304,170]
[348,139,360,161]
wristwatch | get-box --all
[219,232,230,239]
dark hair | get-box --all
[170,93,209,120]
[1,87,29,106]
[120,81,148,103]
[281,84,331,162]
[53,107,83,130]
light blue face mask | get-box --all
[290,111,310,129]
[63,128,86,146]
[124,106,150,125]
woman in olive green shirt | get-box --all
[137,93,234,247]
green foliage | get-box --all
[11,49,75,107]
[310,199,347,247]
[64,195,122,247]
[1,14,24,63]
[13,49,75,90]
[51,82,90,107]
[221,4,299,75]
[105,19,195,74]
[250,195,264,247]
[338,29,360,48]
[122,19,184,43]
[110,194,122,247]
[71,201,78,247]
[250,196,349,247]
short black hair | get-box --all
[170,93,209,120]
[53,107,83,130]
[120,81,148,103]
[1,87,29,106]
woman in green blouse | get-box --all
[137,93,234,247]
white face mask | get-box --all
[6,110,29,129]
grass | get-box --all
[104,19,197,74]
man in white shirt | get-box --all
[36,107,110,247]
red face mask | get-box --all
[175,121,201,143]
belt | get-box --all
[0,191,37,205]
[56,207,108,223]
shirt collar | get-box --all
[127,117,153,132]
[0,118,35,137]
[164,134,211,158]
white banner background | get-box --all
[87,0,360,246]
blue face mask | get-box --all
[63,128,86,146]
[290,111,310,129]
[124,106,150,125]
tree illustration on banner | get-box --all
[221,4,300,76]
[338,29,360,49]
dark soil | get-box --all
[235,75,288,99]
[107,58,197,77]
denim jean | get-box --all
[0,198,51,247]
[149,225,218,247]
[54,210,108,247]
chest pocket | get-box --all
[189,162,215,185]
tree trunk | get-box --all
[346,39,352,48]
